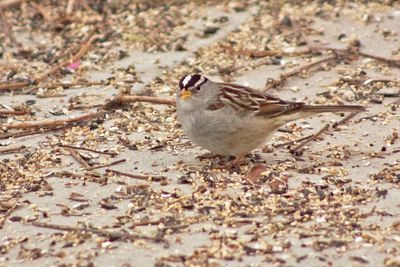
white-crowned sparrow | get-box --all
[176,74,365,162]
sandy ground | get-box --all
[1,1,400,267]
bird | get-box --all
[176,74,365,165]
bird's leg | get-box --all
[231,154,245,167]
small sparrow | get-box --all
[176,74,365,164]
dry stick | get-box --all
[332,112,358,128]
[57,144,117,156]
[105,169,166,182]
[65,147,91,170]
[105,95,176,110]
[88,159,126,170]
[265,55,337,90]
[0,109,29,116]
[31,221,162,242]
[219,44,310,58]
[66,0,76,15]
[2,111,104,130]
[50,27,99,64]
[0,125,72,140]
[0,144,26,154]
[0,200,19,229]
[130,220,162,228]
[69,104,103,110]
[290,124,330,154]
[25,81,103,94]
[273,134,314,148]
[35,34,104,83]
[0,31,102,92]
[359,50,400,65]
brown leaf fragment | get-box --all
[268,175,289,194]
[245,164,267,184]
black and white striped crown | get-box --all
[179,74,208,90]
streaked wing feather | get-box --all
[206,83,304,117]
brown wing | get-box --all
[207,83,304,117]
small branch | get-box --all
[0,125,72,140]
[0,30,103,92]
[0,200,19,229]
[290,124,330,154]
[273,134,313,148]
[34,33,104,83]
[130,219,162,228]
[359,50,400,66]
[265,55,337,89]
[332,112,358,128]
[0,144,26,154]
[2,111,105,130]
[25,81,103,94]
[31,221,162,243]
[88,159,126,170]
[105,169,167,182]
[219,44,311,58]
[0,109,30,116]
[0,81,30,92]
[65,147,91,170]
[104,95,176,110]
[57,144,117,156]
[66,0,76,15]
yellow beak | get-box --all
[180,90,192,100]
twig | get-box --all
[35,34,104,83]
[57,144,117,156]
[0,125,72,140]
[0,31,103,92]
[69,104,103,110]
[359,51,400,66]
[265,55,337,89]
[290,124,330,154]
[31,221,162,242]
[0,200,19,229]
[49,27,99,64]
[219,44,310,58]
[2,111,105,130]
[0,81,30,92]
[105,169,167,182]
[0,109,30,116]
[0,144,26,154]
[273,134,313,148]
[24,81,103,94]
[66,0,76,15]
[130,219,162,228]
[89,159,126,170]
[104,95,176,110]
[65,147,91,170]
[332,112,358,128]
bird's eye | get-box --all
[195,86,201,91]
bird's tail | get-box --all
[300,104,366,113]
